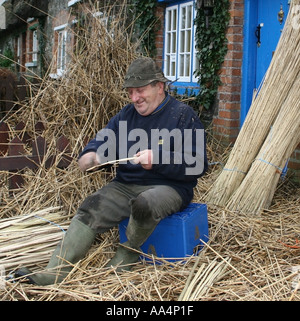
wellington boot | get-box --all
[15,218,96,285]
[105,241,141,272]
[106,215,157,272]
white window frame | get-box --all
[16,35,21,64]
[192,17,200,83]
[32,29,38,62]
[57,29,67,75]
[178,2,193,82]
[52,24,68,77]
[164,1,199,85]
[164,4,178,81]
[25,26,39,68]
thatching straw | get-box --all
[0,1,138,218]
[0,207,69,271]
[226,76,300,213]
[206,0,300,207]
[1,189,300,301]
[0,2,300,302]
[1,140,300,301]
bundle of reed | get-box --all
[2,190,300,301]
[1,1,300,302]
[7,1,138,155]
[226,75,300,213]
[0,207,70,272]
[1,152,300,301]
[0,2,138,219]
[178,256,230,300]
[206,0,300,207]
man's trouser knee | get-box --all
[126,185,182,247]
[74,182,182,244]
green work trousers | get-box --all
[74,181,183,241]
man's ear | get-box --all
[157,81,165,93]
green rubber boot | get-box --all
[106,241,141,272]
[106,216,157,272]
[15,218,96,285]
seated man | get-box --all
[15,57,208,285]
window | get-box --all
[50,24,68,78]
[164,1,199,92]
[15,32,26,72]
[32,29,38,63]
[57,29,67,74]
[15,35,21,67]
[25,22,39,68]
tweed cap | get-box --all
[123,57,170,88]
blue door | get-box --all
[241,0,290,125]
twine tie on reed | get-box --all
[256,158,283,173]
[33,215,66,233]
[223,167,246,175]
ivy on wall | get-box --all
[132,0,230,113]
[194,0,230,110]
[0,47,14,69]
[132,0,159,57]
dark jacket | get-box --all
[79,94,208,209]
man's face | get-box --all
[127,82,165,116]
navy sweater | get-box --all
[79,94,208,209]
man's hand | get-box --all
[78,152,100,172]
[133,149,153,170]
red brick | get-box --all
[213,117,240,128]
[219,110,240,120]
[288,161,300,170]
[212,124,240,141]
[222,102,241,110]
[230,9,244,17]
[227,43,243,52]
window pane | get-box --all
[172,9,177,30]
[178,3,193,80]
[164,2,196,83]
[187,5,192,28]
[171,32,176,53]
[181,7,186,29]
[180,31,184,52]
[164,6,177,79]
[171,61,176,76]
[179,54,184,76]
[166,33,170,52]
[57,30,67,71]
[167,10,171,31]
[32,30,38,62]
[185,54,190,77]
[185,30,191,52]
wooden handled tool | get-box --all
[86,156,137,172]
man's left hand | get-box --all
[133,149,153,170]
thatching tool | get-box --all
[86,156,137,172]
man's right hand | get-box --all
[78,152,100,172]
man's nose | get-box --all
[130,91,139,102]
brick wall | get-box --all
[155,4,165,69]
[212,0,244,144]
[213,0,299,183]
[154,0,244,143]
[154,0,300,183]
[50,9,76,75]
[289,143,300,183]
[26,20,37,64]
